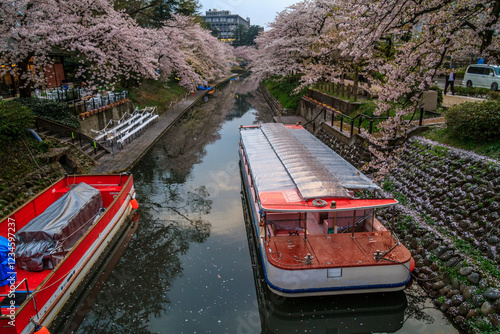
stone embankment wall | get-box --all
[79,101,134,136]
[317,134,500,333]
[316,127,370,169]
[259,83,294,116]
[377,139,500,333]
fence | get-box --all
[33,87,129,116]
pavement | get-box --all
[90,75,237,174]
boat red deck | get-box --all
[266,231,410,270]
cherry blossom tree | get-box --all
[253,0,334,80]
[255,0,500,143]
[233,46,257,64]
[0,0,160,97]
[336,0,500,141]
[0,0,233,97]
[155,15,232,90]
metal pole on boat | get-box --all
[304,213,307,241]
[334,212,337,234]
[351,210,356,238]
[372,209,375,232]
[391,206,395,235]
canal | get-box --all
[70,79,460,333]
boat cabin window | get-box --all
[265,209,381,238]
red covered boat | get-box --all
[0,174,137,334]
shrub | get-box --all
[0,100,34,143]
[16,98,80,129]
[487,91,500,100]
[454,86,490,98]
[445,100,500,141]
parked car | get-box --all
[462,64,500,90]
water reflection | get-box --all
[73,78,459,334]
[75,79,266,333]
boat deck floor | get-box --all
[266,231,410,270]
[0,269,51,314]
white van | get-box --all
[462,64,500,90]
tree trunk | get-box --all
[18,56,33,98]
[353,66,359,101]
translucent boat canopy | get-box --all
[240,124,380,200]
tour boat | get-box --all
[239,123,413,297]
[0,174,138,333]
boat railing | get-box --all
[340,210,374,235]
[0,278,39,317]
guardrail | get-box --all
[35,117,110,155]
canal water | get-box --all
[72,79,460,333]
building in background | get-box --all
[201,9,250,42]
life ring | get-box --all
[312,198,328,207]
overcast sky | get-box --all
[199,0,299,28]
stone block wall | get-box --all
[316,127,370,169]
[378,139,500,333]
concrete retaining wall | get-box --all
[78,102,134,136]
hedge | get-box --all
[445,100,500,141]
[16,98,80,129]
[0,100,34,143]
[454,86,491,99]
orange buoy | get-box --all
[130,198,139,210]
[33,324,50,334]
[409,257,416,272]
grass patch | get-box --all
[422,127,500,161]
[128,79,187,114]
[263,75,308,111]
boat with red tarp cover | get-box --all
[239,123,413,297]
[0,174,137,333]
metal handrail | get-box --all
[0,278,30,297]
[303,95,390,135]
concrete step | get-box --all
[94,150,108,161]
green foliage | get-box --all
[231,25,263,46]
[263,75,307,111]
[128,79,187,114]
[16,98,80,129]
[454,86,491,98]
[36,140,51,153]
[0,100,34,143]
[393,191,408,205]
[424,127,500,160]
[382,177,395,192]
[445,100,500,141]
[487,90,500,100]
[114,0,201,28]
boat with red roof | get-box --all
[239,123,413,297]
[0,174,137,333]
